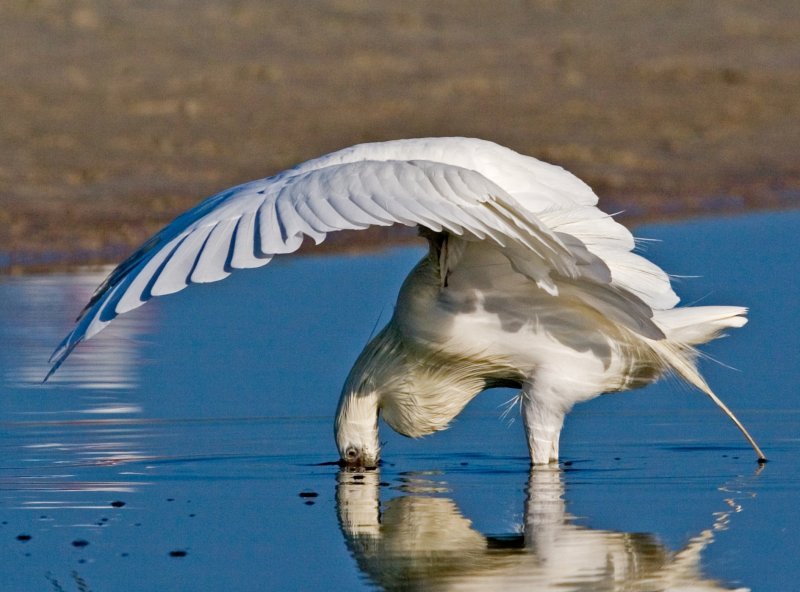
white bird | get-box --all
[47,137,765,466]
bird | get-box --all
[46,137,765,467]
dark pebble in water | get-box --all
[169,550,187,557]
[166,498,175,502]
[100,517,109,522]
[304,501,315,506]
[460,462,468,466]
[78,559,86,564]
[121,553,129,558]
[111,500,126,508]
[298,491,319,498]
[188,514,196,518]
[17,534,32,542]
[72,539,89,548]
[614,457,621,461]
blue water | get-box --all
[1,210,798,591]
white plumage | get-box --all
[47,137,764,466]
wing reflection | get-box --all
[336,468,749,592]
[3,270,155,390]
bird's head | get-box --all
[335,390,380,468]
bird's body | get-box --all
[48,137,764,466]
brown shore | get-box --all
[1,1,798,273]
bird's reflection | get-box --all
[336,467,749,591]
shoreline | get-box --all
[3,188,797,275]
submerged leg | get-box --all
[521,381,568,465]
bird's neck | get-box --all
[334,322,406,457]
[338,318,523,440]
[339,322,410,404]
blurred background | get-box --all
[1,0,798,270]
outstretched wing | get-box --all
[48,149,585,378]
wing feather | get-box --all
[46,138,666,376]
[230,212,272,270]
[191,219,237,284]
[150,225,216,297]
[325,192,384,228]
[303,192,362,228]
[258,199,299,253]
[115,234,188,314]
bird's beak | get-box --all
[338,453,379,469]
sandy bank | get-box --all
[1,1,798,271]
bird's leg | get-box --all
[522,382,567,465]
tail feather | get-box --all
[654,306,747,345]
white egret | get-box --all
[47,138,765,466]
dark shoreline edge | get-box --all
[3,196,798,275]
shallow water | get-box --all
[1,210,799,591]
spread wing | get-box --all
[47,154,584,378]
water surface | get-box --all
[1,210,799,591]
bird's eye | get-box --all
[345,447,359,460]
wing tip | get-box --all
[44,328,85,382]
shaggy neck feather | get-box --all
[338,320,523,440]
